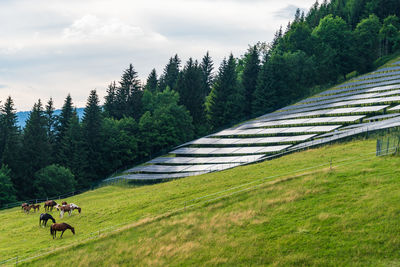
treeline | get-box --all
[1,0,400,204]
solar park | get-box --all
[107,61,400,181]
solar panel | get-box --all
[365,113,400,121]
[389,105,400,111]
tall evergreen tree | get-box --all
[242,45,260,117]
[252,55,277,116]
[59,110,87,188]
[115,64,142,119]
[103,81,117,118]
[200,52,214,99]
[145,69,158,93]
[175,58,205,129]
[55,94,74,155]
[158,54,181,91]
[20,100,51,197]
[0,97,21,195]
[82,90,104,184]
[206,54,244,129]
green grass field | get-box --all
[1,138,400,266]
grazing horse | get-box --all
[69,203,81,214]
[61,201,68,206]
[31,204,40,212]
[50,223,75,239]
[44,200,57,212]
[23,205,32,214]
[39,213,56,227]
[59,205,72,218]
[21,203,28,210]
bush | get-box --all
[33,164,76,198]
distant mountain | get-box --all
[16,108,85,128]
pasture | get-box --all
[1,138,400,265]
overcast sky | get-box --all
[0,0,315,111]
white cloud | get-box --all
[0,0,316,111]
[62,15,145,41]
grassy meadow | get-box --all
[1,138,400,265]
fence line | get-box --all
[2,144,397,266]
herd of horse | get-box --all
[22,200,80,239]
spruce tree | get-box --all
[59,110,87,188]
[0,97,21,196]
[206,54,244,129]
[115,64,142,119]
[82,90,104,183]
[242,45,260,117]
[175,58,204,129]
[158,54,181,91]
[103,81,117,118]
[55,94,74,154]
[145,69,158,93]
[21,100,51,197]
[200,51,214,99]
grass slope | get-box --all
[1,139,400,266]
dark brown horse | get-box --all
[44,200,57,212]
[31,204,40,212]
[61,201,68,206]
[50,223,75,239]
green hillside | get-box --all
[1,137,400,266]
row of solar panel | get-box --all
[294,84,400,105]
[281,89,400,112]
[148,155,265,164]
[239,116,364,129]
[334,73,400,89]
[126,162,242,173]
[259,106,387,122]
[273,95,400,116]
[184,134,316,146]
[336,68,400,87]
[317,77,400,96]
[171,145,292,155]
[214,125,341,137]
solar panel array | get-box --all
[110,59,400,181]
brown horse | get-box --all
[50,223,75,239]
[44,200,57,212]
[31,204,40,212]
[61,201,68,206]
[21,203,28,212]
[23,205,32,214]
[59,205,72,218]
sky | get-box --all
[0,0,316,111]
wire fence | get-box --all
[1,144,397,266]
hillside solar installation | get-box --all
[110,60,400,181]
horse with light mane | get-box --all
[50,223,75,239]
[69,203,81,214]
[44,200,57,212]
[39,213,56,227]
[21,203,28,211]
[59,205,72,218]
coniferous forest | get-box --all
[1,0,400,204]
